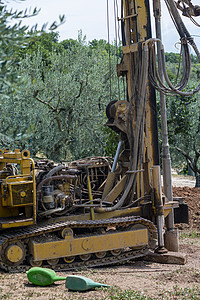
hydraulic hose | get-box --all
[44,164,64,178]
[149,0,200,96]
[95,43,149,213]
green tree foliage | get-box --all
[1,9,199,173]
[0,32,123,161]
[17,32,64,63]
[167,87,200,176]
[0,2,39,92]
[160,53,200,177]
[0,0,65,93]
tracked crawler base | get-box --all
[0,148,177,273]
[0,217,156,272]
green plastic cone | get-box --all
[65,275,110,291]
[26,267,66,286]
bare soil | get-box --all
[0,175,199,300]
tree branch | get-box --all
[176,146,200,174]
[75,81,84,99]
[35,95,55,111]
[75,78,88,99]
[175,146,193,162]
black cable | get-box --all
[114,0,120,100]
[106,0,112,102]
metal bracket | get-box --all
[118,14,138,21]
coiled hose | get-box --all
[149,0,200,96]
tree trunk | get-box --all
[195,175,200,188]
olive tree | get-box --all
[0,33,121,161]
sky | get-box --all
[6,0,200,53]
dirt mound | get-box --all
[173,187,200,229]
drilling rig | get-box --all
[0,0,199,272]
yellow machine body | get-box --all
[0,0,183,272]
[0,149,36,229]
[31,228,148,261]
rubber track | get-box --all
[0,216,156,272]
